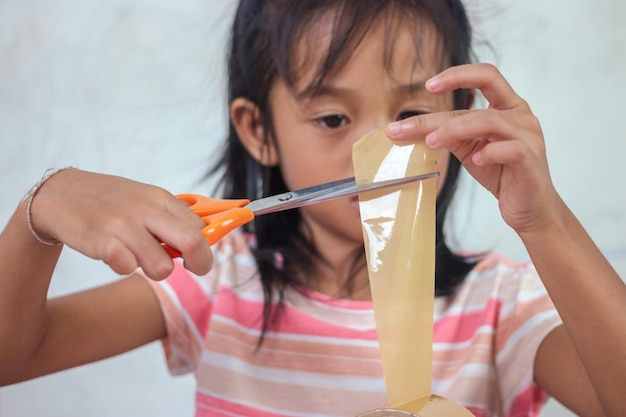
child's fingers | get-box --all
[81,222,173,281]
[31,169,215,279]
[388,107,532,159]
[92,221,210,282]
[112,200,213,279]
[426,109,519,147]
[471,138,529,167]
[428,108,540,151]
[145,214,214,277]
[386,109,473,141]
[160,197,215,275]
[96,238,142,277]
[426,63,525,110]
[386,63,538,145]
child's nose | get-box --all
[352,116,393,144]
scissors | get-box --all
[162,171,438,258]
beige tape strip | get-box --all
[353,128,474,416]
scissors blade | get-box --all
[245,171,439,216]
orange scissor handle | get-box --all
[176,194,250,216]
[162,194,253,258]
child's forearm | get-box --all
[0,201,63,384]
[519,195,626,417]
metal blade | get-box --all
[246,172,438,216]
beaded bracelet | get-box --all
[21,166,77,245]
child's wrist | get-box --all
[21,166,77,245]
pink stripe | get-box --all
[466,407,488,417]
[433,297,501,343]
[295,286,374,310]
[214,286,378,340]
[506,384,545,417]
[166,262,213,338]
[196,391,289,417]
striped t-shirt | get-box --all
[146,231,561,417]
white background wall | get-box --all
[1,1,624,416]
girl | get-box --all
[1,1,625,416]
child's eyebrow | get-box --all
[391,81,429,95]
[295,80,428,101]
[295,85,353,101]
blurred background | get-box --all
[1,0,624,415]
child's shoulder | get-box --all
[154,230,259,299]
[209,229,261,287]
[213,229,255,258]
[454,252,542,303]
[471,252,532,275]
[435,252,555,330]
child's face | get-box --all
[268,20,453,248]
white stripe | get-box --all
[434,295,502,320]
[431,362,495,392]
[496,310,559,363]
[234,253,257,266]
[214,241,257,267]
[496,311,561,412]
[211,321,381,370]
[201,350,385,392]
[515,285,550,303]
[498,285,550,318]
[161,281,205,347]
[218,279,265,302]
[432,324,495,351]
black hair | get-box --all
[212,0,478,341]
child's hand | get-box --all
[30,169,213,279]
[386,63,562,236]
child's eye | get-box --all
[397,110,428,121]
[316,114,349,129]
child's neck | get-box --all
[307,252,372,302]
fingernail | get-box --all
[388,121,402,137]
[425,76,440,91]
[425,132,438,147]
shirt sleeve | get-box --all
[145,260,216,375]
[495,262,563,417]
